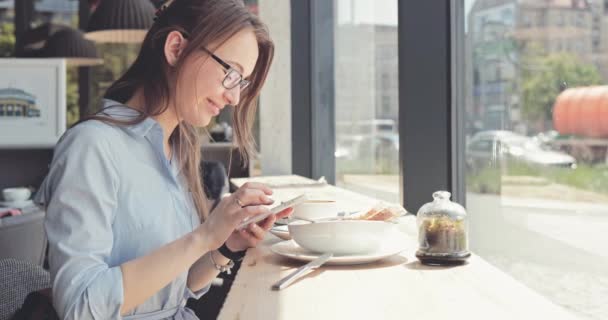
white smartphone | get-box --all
[236,194,308,230]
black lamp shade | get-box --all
[42,27,103,66]
[85,0,156,43]
[22,23,68,50]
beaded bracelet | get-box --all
[210,251,235,275]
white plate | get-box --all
[270,225,292,240]
[0,199,34,209]
[270,232,409,265]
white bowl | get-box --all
[288,220,397,255]
[2,188,31,202]
[292,200,337,220]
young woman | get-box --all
[34,1,288,319]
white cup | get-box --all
[2,187,32,202]
[292,200,337,220]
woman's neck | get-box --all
[125,89,178,160]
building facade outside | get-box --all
[468,0,600,136]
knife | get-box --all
[271,253,333,290]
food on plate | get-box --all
[347,204,406,222]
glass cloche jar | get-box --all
[416,191,470,265]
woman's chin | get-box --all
[184,115,212,127]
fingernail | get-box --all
[263,196,274,203]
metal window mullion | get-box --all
[291,0,313,178]
[310,0,335,184]
[451,0,466,206]
[399,1,454,213]
[291,0,335,184]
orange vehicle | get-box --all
[552,86,608,163]
[553,86,608,138]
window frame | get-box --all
[291,0,336,184]
[292,0,464,210]
[398,0,464,211]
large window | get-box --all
[334,0,399,203]
[465,1,607,319]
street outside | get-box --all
[338,174,608,320]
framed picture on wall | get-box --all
[0,59,66,148]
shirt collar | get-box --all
[100,99,180,182]
[101,98,160,138]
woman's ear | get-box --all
[164,30,188,66]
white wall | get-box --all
[258,0,292,175]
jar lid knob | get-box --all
[432,191,451,200]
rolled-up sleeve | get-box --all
[184,285,211,300]
[36,123,124,319]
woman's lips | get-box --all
[207,99,220,116]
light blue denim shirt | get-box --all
[35,99,210,320]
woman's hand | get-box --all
[225,207,294,252]
[197,182,274,251]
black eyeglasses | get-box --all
[202,48,251,90]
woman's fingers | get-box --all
[233,188,274,207]
[239,205,271,220]
[247,222,266,240]
[234,205,272,231]
[275,207,294,220]
[238,228,257,243]
[258,214,277,231]
[240,182,273,195]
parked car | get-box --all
[533,130,559,145]
[335,135,365,160]
[358,133,399,160]
[336,133,399,161]
[466,130,577,171]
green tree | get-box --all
[521,53,601,124]
[66,67,79,126]
[0,23,15,57]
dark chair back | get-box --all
[201,143,250,181]
[201,160,229,202]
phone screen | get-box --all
[236,194,308,230]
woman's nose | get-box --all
[224,86,241,106]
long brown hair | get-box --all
[82,0,274,221]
